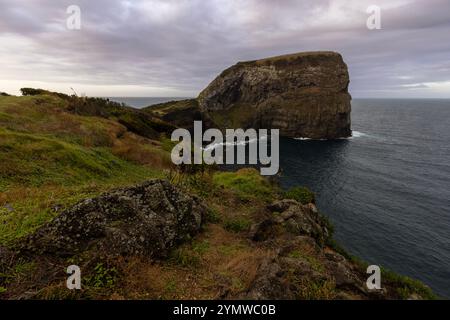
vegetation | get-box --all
[0,90,438,300]
[284,186,315,204]
[84,263,118,289]
[381,267,437,300]
[0,93,171,246]
[212,168,277,201]
[223,217,252,233]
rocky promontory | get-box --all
[149,51,352,139]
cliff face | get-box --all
[198,51,352,139]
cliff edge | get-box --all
[197,51,352,139]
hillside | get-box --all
[0,91,436,300]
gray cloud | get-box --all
[0,0,449,97]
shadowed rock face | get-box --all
[198,51,352,139]
[20,180,206,258]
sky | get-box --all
[1,0,450,98]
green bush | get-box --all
[20,88,50,96]
[284,186,315,204]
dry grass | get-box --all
[115,224,273,299]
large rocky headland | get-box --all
[149,51,352,139]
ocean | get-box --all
[279,99,450,298]
[107,97,191,108]
[115,97,450,298]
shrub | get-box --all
[20,88,50,96]
[284,186,315,204]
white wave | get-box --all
[202,134,268,151]
[294,137,328,141]
[351,131,368,138]
[294,137,312,141]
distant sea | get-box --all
[107,97,191,108]
[112,97,450,298]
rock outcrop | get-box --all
[20,180,206,258]
[243,199,375,300]
[198,51,351,139]
[251,199,332,245]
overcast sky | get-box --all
[1,0,449,98]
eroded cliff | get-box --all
[197,51,352,139]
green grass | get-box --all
[0,174,163,246]
[0,92,439,300]
[204,208,221,223]
[288,250,325,273]
[212,168,276,201]
[0,129,163,245]
[0,94,170,246]
[284,186,315,204]
[223,217,252,233]
[0,128,155,187]
[381,267,438,300]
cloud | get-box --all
[0,0,449,97]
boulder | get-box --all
[251,199,331,245]
[198,51,351,139]
[20,180,206,258]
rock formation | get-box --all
[20,180,206,258]
[197,51,352,139]
[251,199,331,245]
[243,199,377,300]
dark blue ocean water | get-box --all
[279,99,450,298]
[121,97,450,298]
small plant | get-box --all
[169,247,201,268]
[205,208,221,223]
[192,240,210,255]
[85,263,118,288]
[0,287,7,294]
[224,217,252,233]
[284,186,315,204]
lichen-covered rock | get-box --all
[20,180,206,258]
[251,199,331,245]
[198,51,351,139]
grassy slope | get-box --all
[0,94,171,245]
[0,93,437,300]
